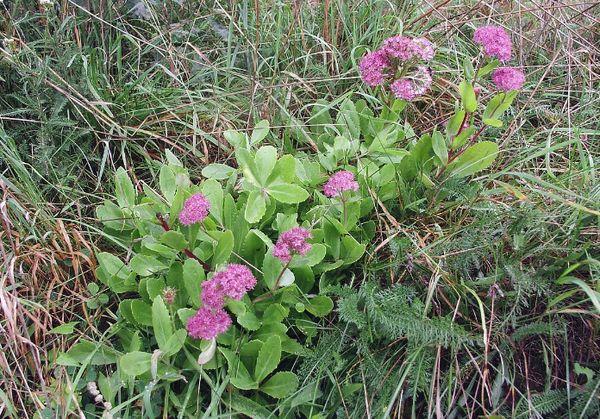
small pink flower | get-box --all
[273,227,312,263]
[390,66,432,101]
[187,306,232,340]
[211,264,257,301]
[179,193,210,226]
[492,67,525,91]
[359,49,391,87]
[323,170,359,197]
[382,35,419,61]
[413,37,435,61]
[473,25,512,62]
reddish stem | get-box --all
[156,213,210,271]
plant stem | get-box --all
[156,213,210,271]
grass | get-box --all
[0,0,598,417]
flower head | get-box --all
[473,26,512,62]
[412,37,435,61]
[359,49,391,87]
[390,66,432,101]
[273,227,312,263]
[390,79,417,101]
[187,306,231,340]
[162,287,177,305]
[492,67,525,91]
[211,264,257,301]
[382,35,419,61]
[179,193,210,226]
[323,170,359,197]
[201,278,225,309]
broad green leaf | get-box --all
[163,329,187,356]
[255,146,278,185]
[483,118,503,128]
[451,127,477,150]
[202,163,236,180]
[152,296,173,351]
[64,341,118,366]
[146,277,165,300]
[237,311,262,331]
[49,322,78,335]
[289,244,326,268]
[165,149,183,166]
[120,352,151,377]
[341,236,366,265]
[240,340,262,373]
[262,304,289,323]
[250,120,270,145]
[262,252,283,290]
[160,230,187,251]
[268,154,296,184]
[96,201,135,231]
[336,98,360,140]
[483,91,518,120]
[223,130,246,148]
[254,335,281,383]
[183,259,205,308]
[278,269,295,287]
[159,165,176,203]
[225,393,272,418]
[219,348,258,390]
[431,130,448,165]
[202,179,224,224]
[446,110,466,138]
[261,371,299,398]
[236,148,261,187]
[213,230,234,267]
[130,254,167,277]
[114,167,136,207]
[448,141,499,178]
[267,183,309,204]
[131,300,153,326]
[97,252,131,281]
[245,190,267,223]
[477,59,499,77]
[306,295,334,317]
[459,80,477,112]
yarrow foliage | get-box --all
[492,67,525,91]
[473,25,512,62]
[359,34,435,101]
[178,193,210,225]
[324,170,359,197]
[273,227,312,263]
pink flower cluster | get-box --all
[179,193,210,226]
[390,66,432,101]
[473,26,512,62]
[491,67,525,91]
[187,306,231,340]
[187,264,257,340]
[358,50,391,87]
[473,26,525,92]
[358,34,435,101]
[382,36,434,62]
[273,227,312,263]
[324,170,359,198]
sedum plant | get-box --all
[57,25,526,417]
